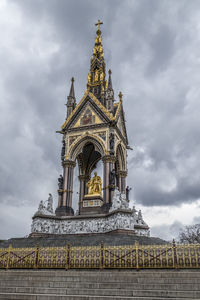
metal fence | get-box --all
[0,240,200,269]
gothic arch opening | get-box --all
[69,135,105,161]
[116,144,125,172]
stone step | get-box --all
[1,270,200,278]
[0,287,199,298]
[0,294,194,300]
[1,280,200,290]
[0,270,199,300]
[1,270,200,277]
[1,275,200,285]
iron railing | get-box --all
[0,240,200,269]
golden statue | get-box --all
[100,71,104,81]
[94,70,99,82]
[88,73,91,83]
[86,172,102,196]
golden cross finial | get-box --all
[95,19,103,31]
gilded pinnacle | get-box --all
[118,91,123,101]
[87,19,106,98]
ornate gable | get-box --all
[72,104,104,128]
[62,91,113,131]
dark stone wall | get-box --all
[0,233,168,248]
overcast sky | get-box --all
[1,0,200,241]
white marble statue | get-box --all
[47,193,53,213]
[109,188,130,213]
[35,194,55,216]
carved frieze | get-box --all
[31,210,150,236]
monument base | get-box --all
[31,209,150,237]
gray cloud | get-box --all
[0,0,200,239]
[151,221,183,242]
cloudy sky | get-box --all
[1,0,200,241]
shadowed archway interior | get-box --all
[78,143,101,177]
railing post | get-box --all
[100,241,104,269]
[135,241,139,270]
[6,244,12,270]
[172,239,178,269]
[66,243,71,270]
[34,244,40,269]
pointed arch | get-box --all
[116,143,126,172]
[68,134,106,161]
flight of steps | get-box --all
[0,269,200,300]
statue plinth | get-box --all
[80,194,104,215]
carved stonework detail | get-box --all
[117,170,127,177]
[97,131,106,141]
[102,155,116,163]
[31,209,150,236]
[69,135,79,146]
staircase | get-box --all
[0,269,200,299]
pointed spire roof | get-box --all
[66,77,76,118]
[108,69,113,90]
[69,77,75,98]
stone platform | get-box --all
[0,233,167,248]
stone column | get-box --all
[102,155,116,204]
[118,170,127,194]
[56,160,76,216]
[63,160,76,208]
[78,174,91,214]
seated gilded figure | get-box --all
[86,172,102,196]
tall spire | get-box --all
[66,77,76,118]
[108,69,113,90]
[69,77,75,98]
[105,69,114,112]
[87,20,106,104]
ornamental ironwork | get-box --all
[1,241,200,270]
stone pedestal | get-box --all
[80,194,104,215]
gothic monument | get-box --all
[31,21,149,237]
